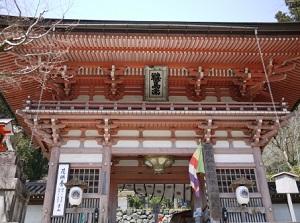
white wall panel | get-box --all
[220,96,235,102]
[84,140,101,147]
[59,154,102,163]
[85,130,101,136]
[118,95,143,102]
[61,140,81,148]
[93,95,108,101]
[214,154,254,163]
[169,96,191,102]
[64,130,81,136]
[232,140,251,148]
[143,141,172,147]
[24,205,42,223]
[72,95,89,101]
[175,131,197,137]
[175,141,198,148]
[231,131,246,137]
[202,96,218,102]
[143,130,171,137]
[213,131,228,137]
[214,141,230,148]
[115,130,139,137]
[112,140,140,147]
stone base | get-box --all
[0,152,29,223]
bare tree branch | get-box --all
[0,0,77,93]
[263,109,300,174]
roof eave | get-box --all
[55,20,300,35]
[1,16,300,35]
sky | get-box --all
[47,0,289,22]
[1,0,289,22]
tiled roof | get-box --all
[25,182,46,198]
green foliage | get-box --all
[275,0,300,22]
[149,196,162,205]
[127,195,142,209]
[13,134,49,182]
[263,108,300,180]
[292,165,300,177]
[0,93,13,118]
[150,196,172,209]
[126,194,174,210]
[1,93,48,181]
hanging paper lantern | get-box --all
[69,186,83,206]
[235,185,250,205]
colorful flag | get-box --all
[189,143,205,197]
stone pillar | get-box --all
[202,143,222,222]
[0,152,30,223]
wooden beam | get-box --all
[111,147,196,156]
[111,166,188,174]
[64,61,264,71]
[273,63,295,74]
[253,147,275,222]
[41,146,60,223]
[110,173,189,183]
[268,73,287,82]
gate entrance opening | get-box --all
[109,155,200,223]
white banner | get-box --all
[52,163,70,216]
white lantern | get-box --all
[69,186,83,206]
[235,185,250,205]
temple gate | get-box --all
[0,20,300,223]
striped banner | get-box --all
[189,143,205,197]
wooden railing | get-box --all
[51,197,99,223]
[219,197,266,223]
[23,100,288,112]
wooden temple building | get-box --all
[0,19,300,223]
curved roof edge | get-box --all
[57,20,300,35]
[1,16,300,35]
